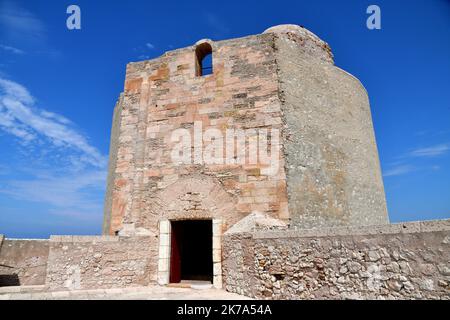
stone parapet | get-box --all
[0,239,50,286]
[45,235,157,290]
[223,219,450,299]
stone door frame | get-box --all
[157,218,222,289]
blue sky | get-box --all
[0,0,449,238]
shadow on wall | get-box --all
[0,273,20,286]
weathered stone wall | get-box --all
[0,239,49,286]
[223,220,450,299]
[45,236,157,290]
[104,25,389,236]
[270,25,388,228]
[103,95,124,234]
[106,33,290,236]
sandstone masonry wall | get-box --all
[104,25,389,236]
[107,33,290,236]
[45,236,157,290]
[0,239,49,286]
[223,220,450,299]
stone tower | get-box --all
[103,24,388,238]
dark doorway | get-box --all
[0,274,20,287]
[170,220,213,283]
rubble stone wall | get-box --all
[45,236,157,290]
[0,238,49,286]
[223,220,450,299]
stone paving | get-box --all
[0,285,251,300]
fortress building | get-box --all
[1,25,448,299]
[103,24,388,237]
[102,24,388,286]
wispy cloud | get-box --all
[204,12,230,36]
[383,164,416,177]
[0,44,25,55]
[0,164,9,175]
[2,170,106,209]
[0,77,106,167]
[133,42,157,61]
[0,169,106,224]
[0,1,60,60]
[0,1,47,45]
[0,77,107,223]
[409,144,449,157]
[384,143,449,178]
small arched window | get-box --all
[195,42,213,76]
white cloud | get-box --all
[146,43,155,50]
[40,110,72,125]
[0,1,47,45]
[383,165,415,177]
[384,143,448,178]
[0,44,25,55]
[0,169,106,223]
[0,77,106,167]
[0,77,108,224]
[2,170,106,208]
[409,144,449,157]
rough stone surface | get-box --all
[45,236,157,290]
[103,95,124,234]
[0,26,445,300]
[0,285,251,300]
[222,220,450,299]
[0,239,49,286]
[103,24,387,236]
[273,28,388,228]
[225,212,288,234]
[103,33,290,236]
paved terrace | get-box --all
[0,285,251,300]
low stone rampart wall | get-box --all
[45,235,157,290]
[223,220,450,299]
[0,238,50,286]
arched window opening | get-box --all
[195,43,213,76]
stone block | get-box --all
[213,262,222,276]
[159,220,171,234]
[158,272,169,285]
[213,274,223,289]
[159,234,170,247]
[158,258,169,272]
[212,220,222,235]
[420,220,450,233]
[159,245,170,259]
[212,236,221,250]
[213,249,222,262]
